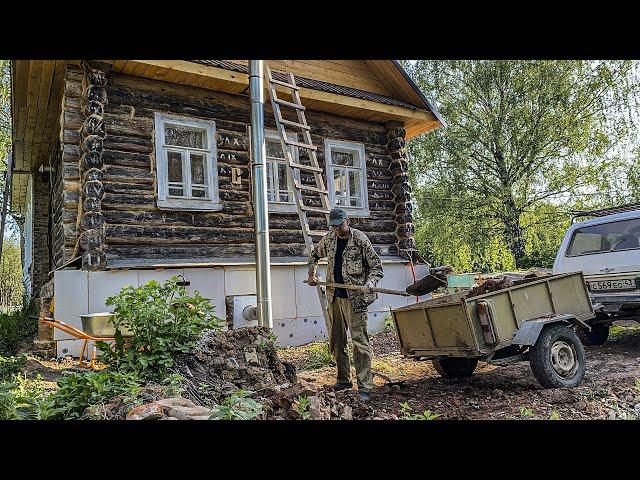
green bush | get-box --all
[0,355,27,379]
[0,306,38,356]
[96,277,222,380]
[47,370,142,420]
[301,343,334,371]
[0,374,54,420]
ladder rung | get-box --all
[270,78,300,90]
[284,139,317,151]
[279,118,310,131]
[300,205,331,214]
[294,181,327,194]
[306,229,326,237]
[289,162,323,173]
[274,98,306,111]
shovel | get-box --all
[303,279,411,296]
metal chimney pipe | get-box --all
[249,60,273,329]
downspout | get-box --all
[249,60,273,328]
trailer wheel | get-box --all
[432,358,478,378]
[577,324,610,346]
[529,324,585,388]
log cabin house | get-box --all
[9,60,444,357]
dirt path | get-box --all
[277,322,640,420]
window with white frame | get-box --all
[265,130,299,213]
[154,113,220,210]
[324,139,369,216]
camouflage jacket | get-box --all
[308,227,384,313]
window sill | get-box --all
[157,199,223,212]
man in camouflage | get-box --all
[307,208,384,401]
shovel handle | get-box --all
[304,279,410,296]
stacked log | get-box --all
[79,64,108,270]
[386,121,418,261]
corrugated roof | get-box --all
[191,60,426,111]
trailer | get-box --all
[391,271,595,388]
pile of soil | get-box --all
[173,326,298,408]
[465,277,514,297]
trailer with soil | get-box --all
[391,271,595,388]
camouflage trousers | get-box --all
[327,296,374,392]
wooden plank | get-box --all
[32,61,56,168]
[267,60,389,94]
[25,60,43,142]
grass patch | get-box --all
[384,315,395,333]
[300,343,335,371]
[399,401,440,420]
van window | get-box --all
[566,218,640,256]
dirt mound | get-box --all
[173,326,298,407]
[465,277,514,297]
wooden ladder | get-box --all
[265,65,331,329]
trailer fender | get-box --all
[512,314,589,346]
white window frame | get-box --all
[154,112,221,211]
[265,130,299,214]
[324,138,369,217]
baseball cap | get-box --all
[328,208,348,226]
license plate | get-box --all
[588,279,638,292]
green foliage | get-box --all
[96,277,222,380]
[549,411,561,420]
[209,389,264,420]
[47,370,142,420]
[0,241,24,309]
[0,373,55,420]
[300,343,334,371]
[0,354,26,379]
[0,305,38,356]
[519,406,534,418]
[404,60,640,269]
[292,395,312,420]
[399,401,440,420]
[383,314,395,333]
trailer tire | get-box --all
[529,324,585,388]
[577,324,610,346]
[432,358,478,378]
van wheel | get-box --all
[530,324,586,388]
[432,358,478,378]
[577,325,610,346]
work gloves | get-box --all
[362,280,376,294]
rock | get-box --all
[160,416,179,420]
[126,403,165,420]
[391,385,401,391]
[167,405,214,420]
[155,397,194,409]
[451,398,462,407]
[340,405,353,420]
[574,400,587,411]
[308,395,328,420]
[191,415,213,421]
[244,349,259,364]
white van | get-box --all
[553,208,640,344]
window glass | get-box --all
[567,218,640,256]
[265,136,295,206]
[167,151,183,183]
[190,154,206,185]
[165,124,206,149]
[332,150,356,167]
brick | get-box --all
[126,403,164,420]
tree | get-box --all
[0,239,23,308]
[404,60,640,268]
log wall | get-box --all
[58,65,406,266]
